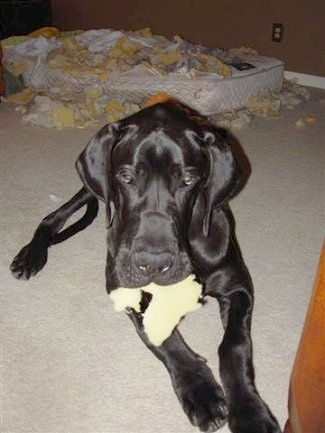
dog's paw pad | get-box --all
[229,397,281,433]
[176,371,228,432]
[187,385,228,432]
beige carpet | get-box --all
[1,89,324,433]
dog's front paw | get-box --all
[11,241,48,280]
[173,366,228,432]
[229,395,282,433]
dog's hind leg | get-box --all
[11,187,98,280]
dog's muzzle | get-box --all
[132,211,178,279]
[114,211,192,287]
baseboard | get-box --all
[284,71,325,89]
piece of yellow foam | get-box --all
[109,288,143,312]
[109,275,202,346]
[295,115,317,128]
[6,88,36,105]
[52,103,75,128]
[28,26,60,39]
[105,100,125,123]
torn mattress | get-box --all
[2,28,284,127]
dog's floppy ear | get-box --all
[200,128,241,236]
[75,123,118,202]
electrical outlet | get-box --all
[272,23,284,42]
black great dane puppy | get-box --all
[11,100,281,433]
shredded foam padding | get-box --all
[2,29,284,127]
[295,114,317,128]
[109,275,202,346]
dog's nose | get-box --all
[135,251,174,276]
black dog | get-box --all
[11,101,281,433]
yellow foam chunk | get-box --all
[109,288,143,312]
[28,26,60,39]
[109,275,202,346]
[52,103,75,128]
[85,87,103,101]
[295,115,317,127]
[6,88,36,105]
[157,51,181,65]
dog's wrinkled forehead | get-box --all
[114,110,206,169]
[112,126,202,170]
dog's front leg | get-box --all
[128,310,228,432]
[208,282,282,433]
[11,187,98,280]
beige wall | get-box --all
[52,0,325,76]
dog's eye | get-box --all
[182,170,197,186]
[118,170,134,185]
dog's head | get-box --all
[76,101,241,289]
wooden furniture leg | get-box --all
[284,242,325,433]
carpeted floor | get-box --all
[1,89,324,433]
